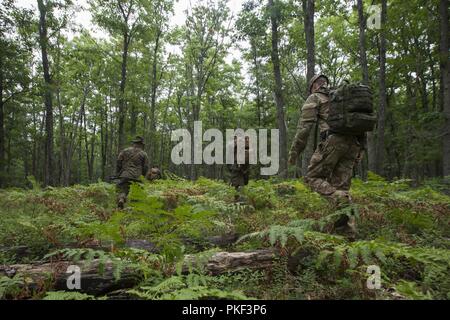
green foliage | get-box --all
[127,183,216,261]
[0,276,24,299]
[43,291,96,300]
[0,177,449,300]
[386,208,434,234]
[394,281,433,300]
[129,275,249,300]
[243,180,278,209]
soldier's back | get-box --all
[118,147,148,180]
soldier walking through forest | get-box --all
[116,136,149,209]
[228,136,251,202]
[288,74,374,236]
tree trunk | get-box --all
[440,0,450,176]
[118,31,130,153]
[148,29,162,164]
[357,0,370,179]
[269,0,288,178]
[375,0,387,176]
[301,0,316,177]
[37,0,54,186]
[0,58,4,187]
[0,249,274,297]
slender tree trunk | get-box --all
[251,40,262,127]
[37,0,54,186]
[118,31,130,152]
[148,29,162,162]
[0,58,4,187]
[375,0,387,176]
[440,0,450,176]
[357,0,370,179]
[269,0,288,177]
[301,0,315,177]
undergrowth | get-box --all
[0,174,448,300]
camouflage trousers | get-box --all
[304,133,362,198]
[116,178,139,208]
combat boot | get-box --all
[117,194,126,209]
[330,191,357,241]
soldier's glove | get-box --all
[288,152,297,165]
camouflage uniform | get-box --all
[227,138,250,200]
[289,75,364,200]
[116,136,149,208]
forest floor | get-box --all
[0,173,449,300]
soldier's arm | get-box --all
[289,94,319,161]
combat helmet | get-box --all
[309,74,329,94]
[131,136,145,145]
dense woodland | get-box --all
[0,0,449,187]
[0,0,450,301]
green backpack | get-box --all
[327,83,377,135]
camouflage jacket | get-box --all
[116,146,149,180]
[289,88,330,158]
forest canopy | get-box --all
[0,0,449,187]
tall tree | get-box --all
[89,0,142,152]
[37,0,55,186]
[183,0,230,180]
[268,0,288,177]
[357,0,371,178]
[441,0,450,176]
[375,0,387,175]
[301,0,316,176]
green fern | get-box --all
[0,275,24,299]
[237,219,344,249]
[129,275,249,300]
[43,291,96,300]
[394,281,433,300]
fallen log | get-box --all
[183,249,276,275]
[0,259,142,297]
[0,233,240,259]
[0,248,275,298]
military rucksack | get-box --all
[327,83,377,135]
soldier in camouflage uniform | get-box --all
[116,136,149,209]
[227,136,250,202]
[288,75,364,236]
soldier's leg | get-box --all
[330,137,361,192]
[116,179,131,209]
[329,138,361,239]
[304,135,346,196]
[232,171,246,202]
[243,169,250,186]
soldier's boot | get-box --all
[117,194,126,209]
[331,190,357,241]
[333,215,356,241]
[330,190,351,208]
[234,186,244,203]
